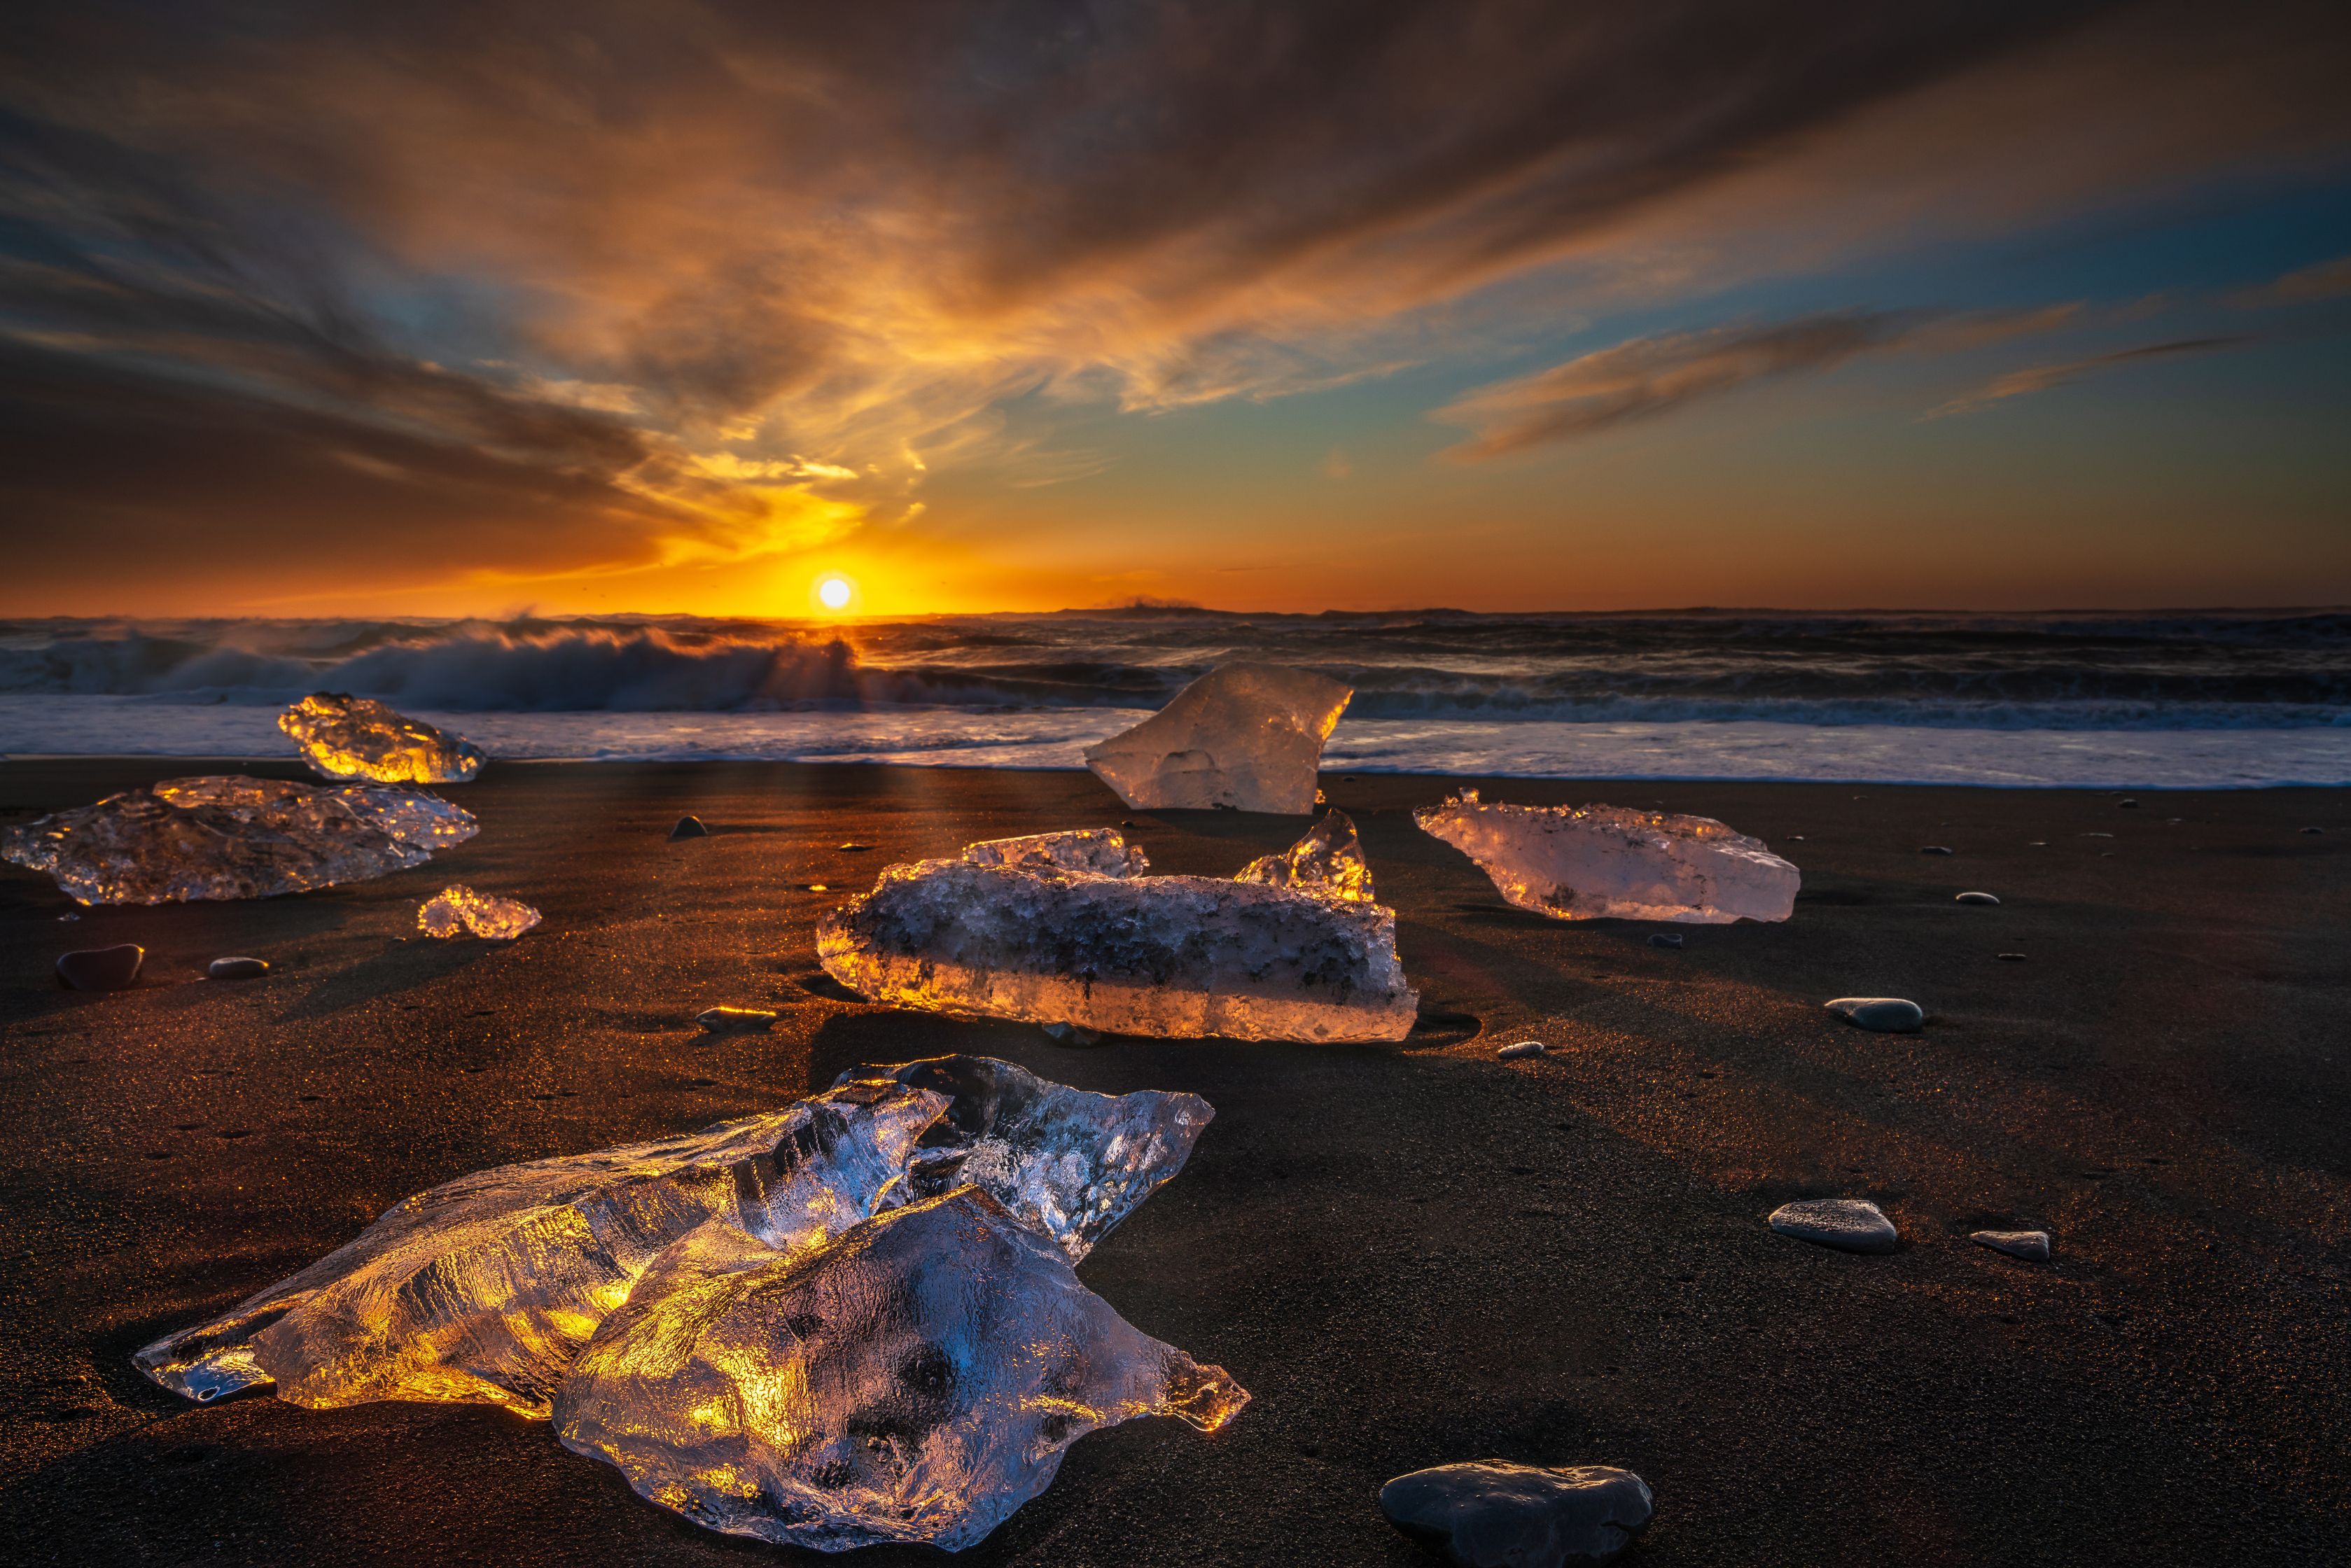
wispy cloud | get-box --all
[1923,335,2251,419]
[2231,253,2351,309]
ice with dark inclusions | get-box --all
[279,692,485,783]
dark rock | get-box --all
[1380,1460,1652,1567]
[1997,952,2028,962]
[2303,826,2325,835]
[1972,1228,2051,1261]
[57,944,144,991]
[1041,1022,1103,1046]
[668,815,708,841]
[207,957,269,980]
[1825,996,1924,1032]
[696,1007,776,1032]
[1645,932,1684,948]
[1955,891,2000,905]
[2118,798,2139,808]
[1920,845,1953,855]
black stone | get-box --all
[207,957,269,981]
[57,944,144,992]
[668,815,709,840]
[1646,932,1683,948]
[1380,1460,1653,1567]
[1920,846,1954,855]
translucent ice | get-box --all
[134,1079,947,1413]
[818,856,1417,1042]
[962,828,1147,878]
[836,1055,1211,1261]
[554,1187,1248,1553]
[1236,808,1375,902]
[279,692,485,783]
[1083,663,1351,813]
[419,884,542,940]
[1415,790,1798,923]
[1,776,477,905]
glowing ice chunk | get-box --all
[962,827,1148,878]
[279,692,484,783]
[1416,790,1798,923]
[1083,663,1351,813]
[1236,808,1374,902]
[818,857,1417,1042]
[554,1187,1248,1553]
[0,776,476,906]
[836,1055,1211,1261]
[419,884,542,940]
[132,1079,948,1414]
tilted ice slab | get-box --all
[554,1187,1249,1553]
[419,883,543,939]
[0,775,477,905]
[818,857,1418,1042]
[1415,789,1798,923]
[280,692,485,783]
[835,1055,1211,1261]
[134,1079,947,1413]
[1084,662,1351,813]
[1236,808,1376,902]
[962,827,1148,878]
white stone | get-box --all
[1769,1198,1898,1253]
[1972,1229,2051,1261]
[1415,790,1797,923]
[1236,808,1375,902]
[1826,997,1925,1032]
[1083,663,1352,813]
[1496,1041,1546,1060]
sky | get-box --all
[1,0,2347,618]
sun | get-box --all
[816,575,853,611]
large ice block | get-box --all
[0,776,477,905]
[817,857,1417,1042]
[133,1079,947,1414]
[554,1187,1248,1553]
[962,828,1148,878]
[835,1056,1210,1261]
[1415,790,1798,923]
[1236,808,1375,902]
[279,692,485,783]
[1083,663,1351,813]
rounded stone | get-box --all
[56,944,144,992]
[668,815,709,841]
[1379,1460,1653,1567]
[1955,891,2000,905]
[1496,1040,1546,1060]
[1769,1198,1898,1253]
[1825,997,1924,1032]
[1972,1228,2051,1261]
[1919,845,1953,855]
[207,957,270,981]
[695,1006,776,1032]
[1996,953,2028,962]
[1645,932,1684,948]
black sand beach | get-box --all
[2,759,2347,1565]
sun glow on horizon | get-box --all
[816,575,854,612]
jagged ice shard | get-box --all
[279,692,486,783]
[835,1055,1211,1261]
[419,884,543,940]
[134,1079,947,1414]
[1083,662,1351,813]
[0,776,477,905]
[1236,808,1376,902]
[818,855,1418,1042]
[553,1188,1249,1553]
[1416,790,1798,923]
[961,827,1148,878]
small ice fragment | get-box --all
[696,1006,776,1032]
[1955,891,2000,905]
[1381,1461,1652,1567]
[279,693,484,783]
[1236,809,1374,902]
[133,1077,949,1413]
[207,956,269,980]
[1769,1198,1897,1253]
[838,841,874,851]
[1083,663,1352,814]
[1972,1228,2051,1261]
[1415,792,1797,923]
[1496,1040,1545,1060]
[2118,798,2139,808]
[668,815,707,840]
[418,885,540,940]
[1825,997,1924,1032]
[1,776,476,905]
[57,944,144,991]
[553,1188,1248,1553]
[837,1055,1211,1260]
[818,856,1417,1042]
[963,828,1148,878]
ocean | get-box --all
[3,610,2347,788]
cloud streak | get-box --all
[1923,335,2252,418]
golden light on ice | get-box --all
[816,575,853,610]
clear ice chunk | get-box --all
[419,884,543,940]
[835,1055,1211,1261]
[1083,662,1352,814]
[133,1079,949,1414]
[1236,808,1375,902]
[0,775,477,906]
[1415,789,1798,923]
[279,692,485,783]
[553,1186,1248,1553]
[961,828,1148,878]
[817,857,1418,1042]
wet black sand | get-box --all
[1,759,2347,1565]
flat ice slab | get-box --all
[1084,663,1351,813]
[1415,790,1797,923]
[1,775,476,904]
[818,855,1418,1042]
[553,1189,1248,1553]
[279,692,484,783]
